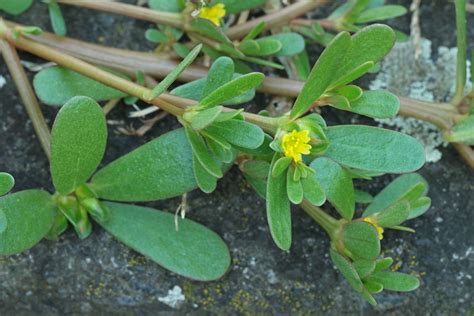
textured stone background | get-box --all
[0,0,473,314]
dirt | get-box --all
[0,0,473,315]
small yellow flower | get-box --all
[198,3,226,26]
[363,217,384,240]
[282,130,312,163]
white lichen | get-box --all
[0,75,6,89]
[158,285,185,308]
[370,38,472,163]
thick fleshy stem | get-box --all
[299,200,340,239]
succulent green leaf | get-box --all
[310,157,355,220]
[325,125,425,173]
[214,0,266,14]
[374,257,394,272]
[242,160,270,179]
[171,74,255,105]
[353,89,391,112]
[185,126,222,178]
[372,200,410,227]
[48,0,66,36]
[190,19,231,44]
[271,156,292,178]
[0,0,32,15]
[409,196,431,219]
[364,280,384,294]
[342,0,371,22]
[0,190,55,255]
[0,173,15,196]
[33,66,127,106]
[100,202,231,281]
[207,138,233,163]
[173,42,191,58]
[92,129,197,202]
[190,106,223,130]
[329,61,374,89]
[356,5,407,23]
[353,259,376,279]
[363,173,429,218]
[292,50,312,80]
[149,44,202,100]
[330,248,364,293]
[192,154,217,193]
[361,288,377,306]
[242,21,265,42]
[369,272,420,292]
[290,32,351,119]
[324,95,351,110]
[202,57,235,98]
[445,115,474,145]
[148,0,183,12]
[267,33,305,57]
[51,97,107,195]
[286,169,303,204]
[301,175,326,206]
[145,29,169,43]
[333,85,363,101]
[343,221,380,260]
[333,25,396,83]
[199,72,264,108]
[354,189,373,204]
[204,119,264,149]
[244,38,282,56]
[346,90,400,119]
[266,155,292,251]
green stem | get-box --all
[0,39,51,160]
[300,200,340,239]
[453,0,467,105]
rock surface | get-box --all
[0,0,473,314]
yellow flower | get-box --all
[363,217,384,240]
[282,130,312,163]
[198,3,226,26]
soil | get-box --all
[0,0,473,315]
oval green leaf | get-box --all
[363,173,428,217]
[204,119,264,150]
[330,248,364,293]
[325,125,425,173]
[310,157,354,220]
[0,0,33,15]
[33,66,128,106]
[0,172,15,196]
[347,90,400,119]
[266,155,292,250]
[343,221,381,260]
[199,72,264,108]
[0,190,55,255]
[51,96,107,194]
[100,202,231,281]
[91,128,196,202]
[290,32,351,119]
[369,271,420,292]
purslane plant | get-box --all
[0,11,430,307]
